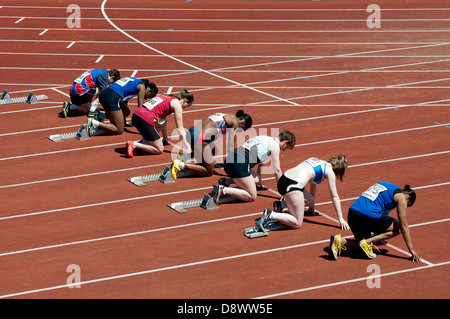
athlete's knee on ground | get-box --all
[247,192,258,202]
[205,164,214,177]
[291,219,303,229]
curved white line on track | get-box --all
[99,0,299,107]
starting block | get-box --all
[0,90,51,105]
[47,124,104,143]
[127,166,195,186]
[244,219,289,239]
[244,208,322,238]
[167,185,237,213]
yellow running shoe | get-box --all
[170,159,183,180]
[328,234,346,260]
[359,239,380,259]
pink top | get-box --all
[133,94,178,124]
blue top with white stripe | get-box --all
[109,77,143,100]
[303,158,327,184]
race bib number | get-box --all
[115,77,135,87]
[243,138,259,150]
[361,183,387,201]
[304,157,322,167]
[143,96,163,111]
[74,70,90,84]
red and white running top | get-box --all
[208,113,228,135]
[133,94,178,125]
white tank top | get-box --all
[241,135,277,164]
[285,157,328,186]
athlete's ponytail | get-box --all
[178,89,194,104]
[140,79,158,95]
[235,110,252,130]
[329,154,348,182]
[402,184,416,206]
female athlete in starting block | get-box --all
[87,77,158,136]
[211,130,296,204]
[126,89,194,157]
[257,155,350,231]
[170,110,253,179]
[328,182,421,262]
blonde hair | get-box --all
[329,154,348,182]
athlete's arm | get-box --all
[136,83,147,107]
[269,144,283,182]
[171,99,190,151]
[326,167,350,230]
[395,193,421,262]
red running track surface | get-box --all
[0,0,449,303]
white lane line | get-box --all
[51,87,70,97]
[4,26,450,33]
[2,6,450,11]
[1,217,448,299]
[0,150,448,220]
[1,122,449,189]
[95,54,104,63]
[255,260,450,299]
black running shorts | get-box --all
[223,152,251,178]
[277,174,304,196]
[99,87,121,112]
[131,113,161,142]
[348,209,395,241]
[70,87,96,106]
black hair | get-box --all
[235,110,252,130]
[403,184,416,206]
[140,79,158,94]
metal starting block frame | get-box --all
[168,186,237,213]
[244,209,321,238]
[1,90,50,105]
[244,219,289,239]
[127,166,195,186]
[47,125,104,143]
[244,224,268,239]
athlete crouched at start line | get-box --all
[171,110,253,179]
[126,89,194,157]
[256,155,350,231]
[61,68,120,118]
[329,182,421,262]
[87,77,158,136]
[211,130,296,205]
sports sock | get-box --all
[91,119,100,128]
[89,101,98,113]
